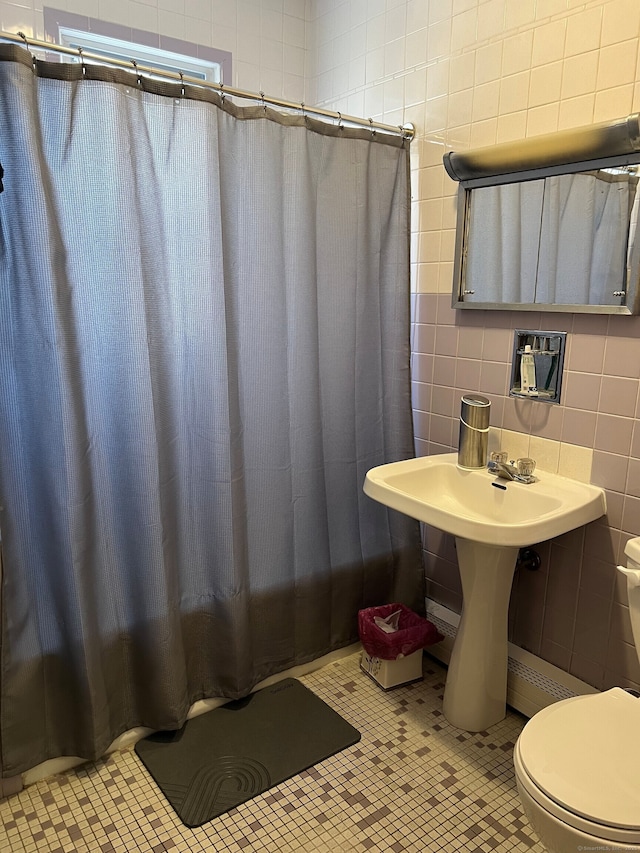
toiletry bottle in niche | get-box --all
[520,345,537,396]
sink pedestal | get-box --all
[363,452,606,731]
[442,539,519,732]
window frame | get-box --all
[57,26,221,84]
[43,7,232,85]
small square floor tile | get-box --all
[0,653,544,853]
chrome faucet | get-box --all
[487,457,536,484]
[488,460,519,480]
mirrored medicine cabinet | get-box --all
[445,114,640,315]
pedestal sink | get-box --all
[364,452,606,732]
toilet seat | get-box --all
[516,688,640,844]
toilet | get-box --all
[513,536,640,853]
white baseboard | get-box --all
[425,600,598,720]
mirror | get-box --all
[453,165,640,313]
[445,114,640,314]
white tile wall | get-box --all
[0,0,308,100]
[305,0,640,298]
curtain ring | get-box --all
[369,117,376,138]
[337,111,343,131]
[259,91,267,114]
[17,31,36,70]
[131,58,142,88]
[77,45,86,76]
[219,81,225,104]
[179,71,185,97]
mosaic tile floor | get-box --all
[0,652,544,852]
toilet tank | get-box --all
[620,537,640,664]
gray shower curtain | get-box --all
[0,46,422,776]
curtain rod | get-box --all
[0,30,415,142]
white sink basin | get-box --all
[364,452,605,547]
[364,451,606,732]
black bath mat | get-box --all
[134,677,361,827]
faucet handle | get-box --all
[489,451,508,464]
[517,457,536,478]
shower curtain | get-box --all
[0,45,423,776]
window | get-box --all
[42,8,232,85]
[57,27,221,83]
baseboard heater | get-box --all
[425,600,597,719]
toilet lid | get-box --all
[518,689,640,830]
